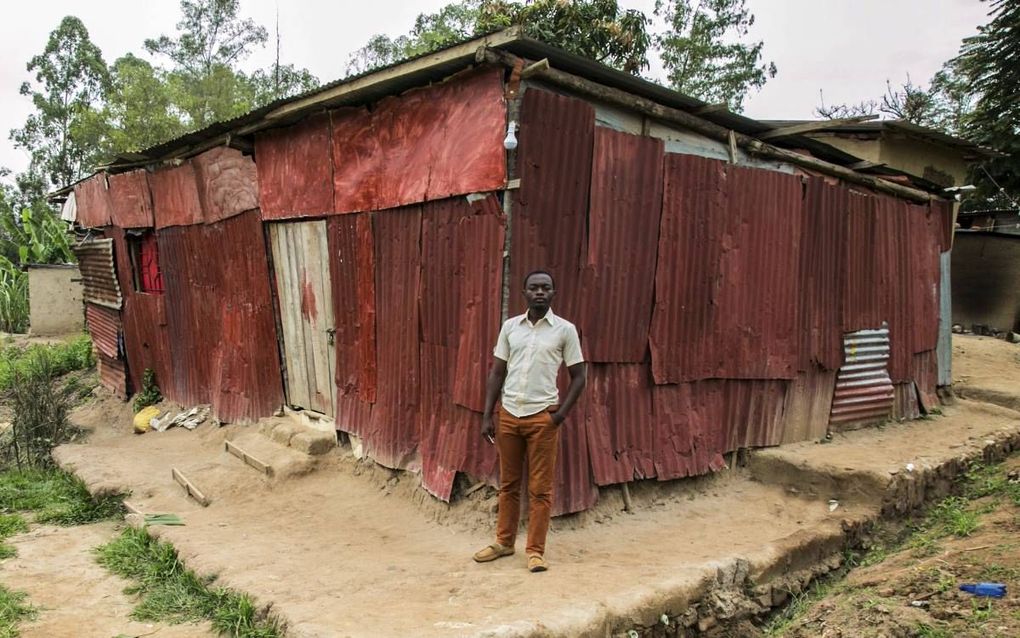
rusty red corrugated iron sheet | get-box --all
[328,213,377,408]
[931,199,954,251]
[107,170,154,228]
[150,163,203,228]
[582,127,663,362]
[550,376,597,515]
[361,206,422,468]
[799,178,847,371]
[72,239,122,309]
[418,342,460,500]
[585,364,656,485]
[913,350,939,411]
[122,293,173,397]
[909,203,942,355]
[652,382,727,482]
[452,195,505,413]
[877,196,915,382]
[842,192,883,332]
[256,113,334,220]
[331,68,506,214]
[420,199,473,347]
[85,303,121,359]
[158,210,283,422]
[97,352,128,399]
[509,88,594,321]
[192,146,259,223]
[650,155,802,383]
[74,174,113,228]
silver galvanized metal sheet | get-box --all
[829,326,894,428]
[72,239,122,309]
[937,251,952,386]
[269,221,336,416]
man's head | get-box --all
[522,270,555,312]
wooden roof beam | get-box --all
[759,115,879,140]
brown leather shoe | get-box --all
[473,543,515,563]
[528,554,548,572]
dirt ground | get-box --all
[3,522,211,637]
[769,455,1020,638]
[1,334,1019,637]
[953,334,1020,412]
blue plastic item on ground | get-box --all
[959,582,1007,598]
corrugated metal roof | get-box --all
[509,88,594,322]
[72,239,122,310]
[85,303,121,359]
[581,127,663,362]
[331,67,506,214]
[829,327,894,427]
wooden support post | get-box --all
[621,482,634,513]
[171,467,211,507]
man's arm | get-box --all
[551,362,587,425]
[481,358,508,441]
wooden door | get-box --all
[269,221,336,415]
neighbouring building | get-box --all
[27,264,84,336]
[59,28,954,515]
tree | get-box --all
[9,16,111,190]
[953,0,1020,209]
[346,0,651,76]
[103,54,187,154]
[145,0,269,127]
[655,0,776,111]
[248,64,320,105]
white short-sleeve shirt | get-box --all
[493,309,584,418]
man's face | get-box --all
[523,273,555,311]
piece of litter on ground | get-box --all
[905,463,915,472]
[828,499,839,512]
[144,513,185,526]
[150,405,212,432]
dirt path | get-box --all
[1,521,212,637]
[40,336,1020,637]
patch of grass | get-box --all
[963,461,1020,505]
[96,528,282,637]
[0,335,94,392]
[0,469,122,525]
[0,583,36,638]
[915,622,952,638]
[0,513,28,560]
[909,495,980,555]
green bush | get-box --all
[132,368,162,413]
[0,334,95,392]
[1,352,76,469]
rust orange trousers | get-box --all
[495,406,560,557]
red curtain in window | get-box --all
[139,234,163,294]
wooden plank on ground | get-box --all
[225,440,274,477]
[170,467,211,507]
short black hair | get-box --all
[523,270,555,288]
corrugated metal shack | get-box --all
[63,28,954,515]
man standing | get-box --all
[473,270,587,572]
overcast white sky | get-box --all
[0,0,991,178]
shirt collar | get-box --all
[519,308,557,327]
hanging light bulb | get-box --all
[503,120,518,150]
